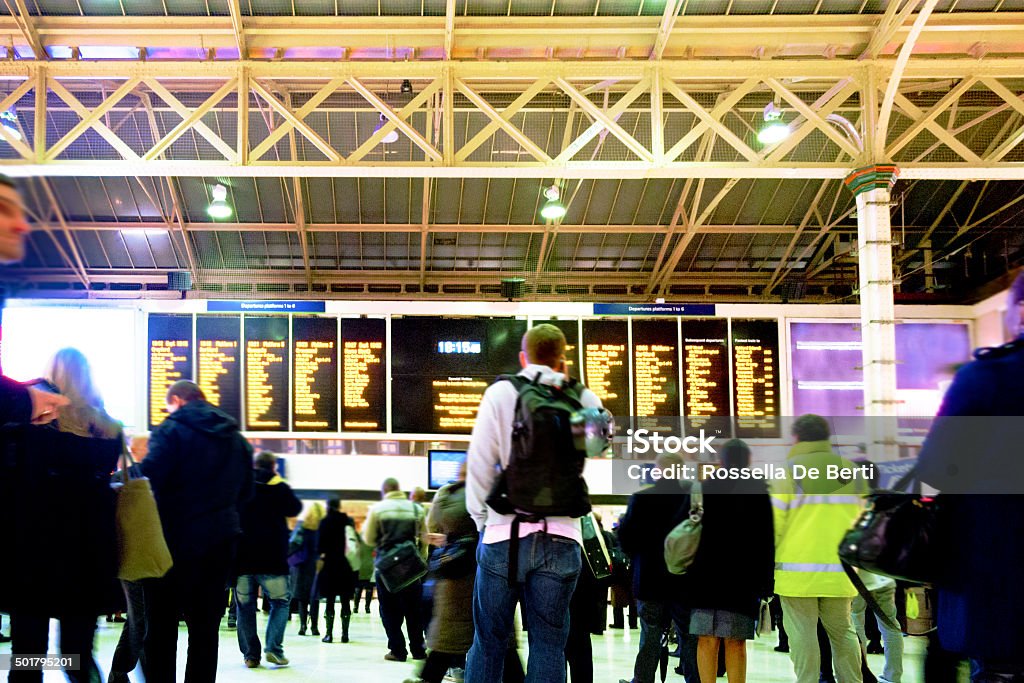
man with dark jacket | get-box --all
[141,380,253,683]
[617,452,698,683]
[365,477,427,662]
[234,451,302,668]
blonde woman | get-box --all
[290,502,326,636]
[6,347,122,683]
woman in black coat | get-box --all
[316,498,357,643]
[2,348,123,683]
[683,439,775,683]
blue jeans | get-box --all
[465,533,582,683]
[235,574,290,660]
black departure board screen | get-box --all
[632,320,680,418]
[244,316,290,431]
[682,319,729,429]
[340,318,386,432]
[732,319,780,438]
[391,317,526,434]
[196,315,241,423]
[582,319,629,419]
[148,314,193,429]
[530,319,580,380]
[292,317,338,432]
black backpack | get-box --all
[485,373,592,519]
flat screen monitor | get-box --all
[428,449,468,490]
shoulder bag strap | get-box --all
[841,561,901,633]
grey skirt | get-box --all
[689,608,756,640]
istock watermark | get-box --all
[625,428,718,455]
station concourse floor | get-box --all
[1,605,931,683]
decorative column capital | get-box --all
[844,164,900,197]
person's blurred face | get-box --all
[165,395,187,414]
[0,184,30,264]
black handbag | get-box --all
[838,467,939,585]
[376,540,428,592]
[839,466,940,631]
[428,535,478,579]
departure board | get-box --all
[431,377,490,432]
[531,319,580,379]
[196,316,241,423]
[148,314,193,429]
[682,319,730,429]
[244,316,290,431]
[731,319,780,438]
[292,317,338,432]
[340,318,386,432]
[632,320,680,418]
[391,317,526,434]
[582,319,629,419]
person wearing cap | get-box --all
[0,174,69,427]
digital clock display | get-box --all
[437,341,482,354]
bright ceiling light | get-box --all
[757,101,790,145]
[374,113,400,144]
[540,184,567,221]
[0,109,22,142]
[207,184,233,219]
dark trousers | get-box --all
[354,580,375,612]
[421,651,467,683]
[771,595,789,648]
[110,580,147,677]
[566,577,595,683]
[8,613,98,683]
[633,600,698,683]
[377,577,425,658]
[142,540,235,683]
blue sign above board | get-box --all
[207,301,326,313]
[592,303,716,316]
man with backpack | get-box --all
[465,323,607,683]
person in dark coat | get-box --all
[406,464,478,683]
[3,348,123,683]
[917,273,1024,682]
[566,513,612,683]
[317,498,358,643]
[617,452,699,683]
[234,450,303,668]
[683,439,774,683]
[140,380,253,683]
[290,501,325,636]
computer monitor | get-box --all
[428,449,468,490]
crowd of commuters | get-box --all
[2,173,1024,683]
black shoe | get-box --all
[298,628,306,636]
[412,651,427,661]
[0,633,10,644]
[311,628,320,636]
[227,620,237,629]
[774,645,790,653]
[341,634,349,643]
[866,645,884,655]
[322,634,333,643]
[365,607,371,614]
[609,623,624,629]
